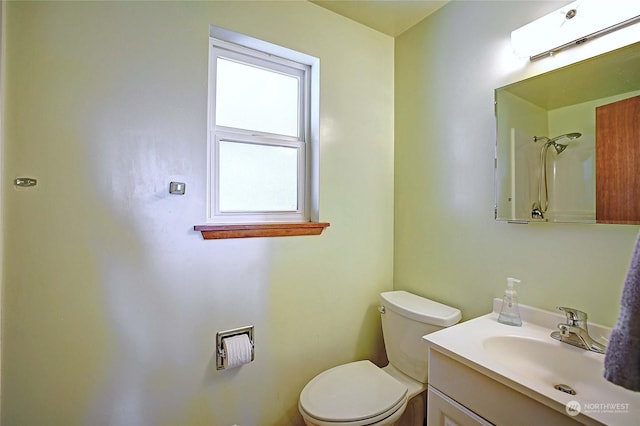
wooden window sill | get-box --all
[194,222,330,240]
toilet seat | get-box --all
[299,360,408,426]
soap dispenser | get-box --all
[498,277,522,326]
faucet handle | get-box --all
[557,306,588,327]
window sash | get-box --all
[208,36,312,224]
[211,43,309,141]
[216,58,299,137]
[209,133,307,223]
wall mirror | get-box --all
[495,41,640,224]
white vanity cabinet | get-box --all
[424,303,639,426]
[427,348,588,426]
[427,385,492,426]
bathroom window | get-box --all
[207,27,320,227]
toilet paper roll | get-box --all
[222,333,253,369]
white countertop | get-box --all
[424,300,640,426]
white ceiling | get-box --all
[310,1,449,37]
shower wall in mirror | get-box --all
[494,41,640,224]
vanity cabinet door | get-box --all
[428,349,585,425]
[427,386,493,426]
[596,95,640,224]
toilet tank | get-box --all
[380,291,461,384]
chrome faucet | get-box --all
[550,306,607,354]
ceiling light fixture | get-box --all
[511,0,640,61]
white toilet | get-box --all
[298,290,461,426]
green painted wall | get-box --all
[1,1,393,425]
[394,1,640,324]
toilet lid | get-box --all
[299,360,408,423]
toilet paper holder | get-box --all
[216,325,255,370]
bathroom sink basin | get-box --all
[424,300,640,426]
[482,335,603,396]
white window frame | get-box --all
[207,26,319,224]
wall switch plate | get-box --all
[169,181,186,195]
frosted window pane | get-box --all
[219,141,298,212]
[216,58,299,137]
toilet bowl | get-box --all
[298,360,408,426]
[298,291,461,426]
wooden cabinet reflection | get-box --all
[596,95,640,224]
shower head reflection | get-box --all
[534,132,581,155]
[550,132,582,143]
[531,132,582,220]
